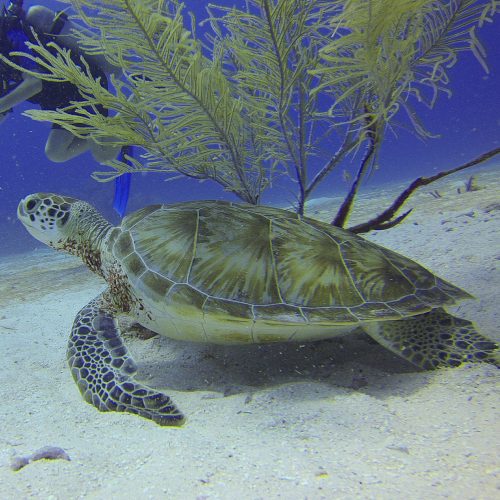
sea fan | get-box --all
[3,0,497,214]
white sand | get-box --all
[1,168,499,499]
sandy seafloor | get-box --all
[0,165,499,499]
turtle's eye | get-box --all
[26,198,38,212]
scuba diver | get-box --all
[0,0,132,215]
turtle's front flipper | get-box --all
[67,294,185,426]
[364,308,499,370]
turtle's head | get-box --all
[18,193,80,249]
[17,193,109,257]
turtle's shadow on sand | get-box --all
[125,327,430,400]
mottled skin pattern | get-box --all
[67,294,183,425]
[17,193,499,426]
[364,309,495,369]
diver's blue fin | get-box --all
[113,146,134,217]
[113,173,131,217]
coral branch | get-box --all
[348,147,500,233]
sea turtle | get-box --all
[18,193,498,426]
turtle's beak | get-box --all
[17,195,39,228]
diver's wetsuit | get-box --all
[0,11,33,98]
[0,10,108,126]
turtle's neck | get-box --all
[71,205,113,278]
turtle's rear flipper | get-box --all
[67,294,185,426]
[364,308,499,370]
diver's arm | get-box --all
[0,73,42,113]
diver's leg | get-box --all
[46,128,121,163]
[45,128,91,162]
[26,6,122,77]
[90,139,122,163]
[28,6,122,163]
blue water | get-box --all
[0,0,499,255]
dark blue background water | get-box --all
[1,1,499,255]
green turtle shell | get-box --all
[109,201,470,343]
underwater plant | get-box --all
[5,0,499,229]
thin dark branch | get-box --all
[305,132,358,198]
[295,75,308,215]
[331,128,379,228]
[348,146,500,233]
[367,210,413,231]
